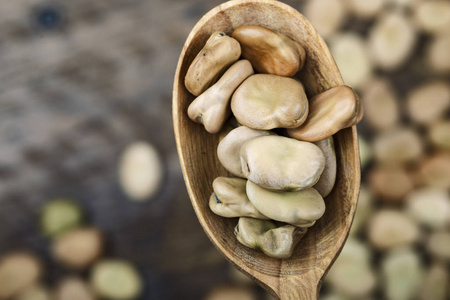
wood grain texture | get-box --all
[173,0,361,299]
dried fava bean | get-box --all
[217,126,273,177]
[205,285,256,300]
[361,78,399,131]
[359,136,373,169]
[55,277,96,300]
[264,293,277,300]
[428,120,450,150]
[373,127,423,165]
[232,26,306,76]
[345,0,387,19]
[40,198,83,237]
[209,177,268,219]
[427,35,450,73]
[228,264,253,284]
[414,152,450,189]
[231,74,308,130]
[16,285,52,300]
[427,231,450,261]
[320,294,352,300]
[368,165,414,202]
[287,85,363,142]
[313,137,336,198]
[420,263,449,300]
[407,81,450,125]
[53,227,103,269]
[406,188,450,229]
[381,247,423,300]
[349,185,374,236]
[325,239,376,298]
[119,141,163,202]
[390,0,420,7]
[188,60,254,134]
[246,181,325,227]
[234,217,307,259]
[368,210,420,250]
[304,0,346,38]
[240,135,325,191]
[185,32,241,96]
[329,33,373,89]
[413,1,450,35]
[368,11,417,70]
[0,252,42,299]
[91,260,143,300]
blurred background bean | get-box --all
[420,263,449,300]
[14,284,52,300]
[368,210,420,250]
[381,247,423,300]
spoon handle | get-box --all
[275,273,319,300]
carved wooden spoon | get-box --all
[173,0,361,299]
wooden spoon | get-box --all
[173,0,361,299]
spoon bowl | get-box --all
[173,1,361,299]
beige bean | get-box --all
[240,135,325,191]
[389,0,419,7]
[217,126,273,177]
[228,264,253,284]
[413,1,450,35]
[368,11,417,70]
[359,136,373,169]
[313,137,336,198]
[345,0,387,19]
[368,210,420,250]
[15,285,52,300]
[368,164,414,202]
[414,152,450,189]
[188,60,254,133]
[185,32,241,96]
[420,263,449,300]
[350,185,374,236]
[407,81,450,125]
[287,85,363,142]
[119,141,164,202]
[406,188,450,229]
[427,34,450,73]
[232,25,306,76]
[53,227,103,269]
[246,181,325,227]
[304,0,346,38]
[209,177,268,219]
[264,292,277,300]
[234,217,307,259]
[361,78,399,131]
[427,231,450,261]
[428,120,450,150]
[231,74,308,130]
[55,277,96,300]
[329,33,373,89]
[205,285,256,300]
[381,247,423,300]
[373,127,423,165]
[0,252,42,299]
[320,294,352,300]
[325,239,376,298]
